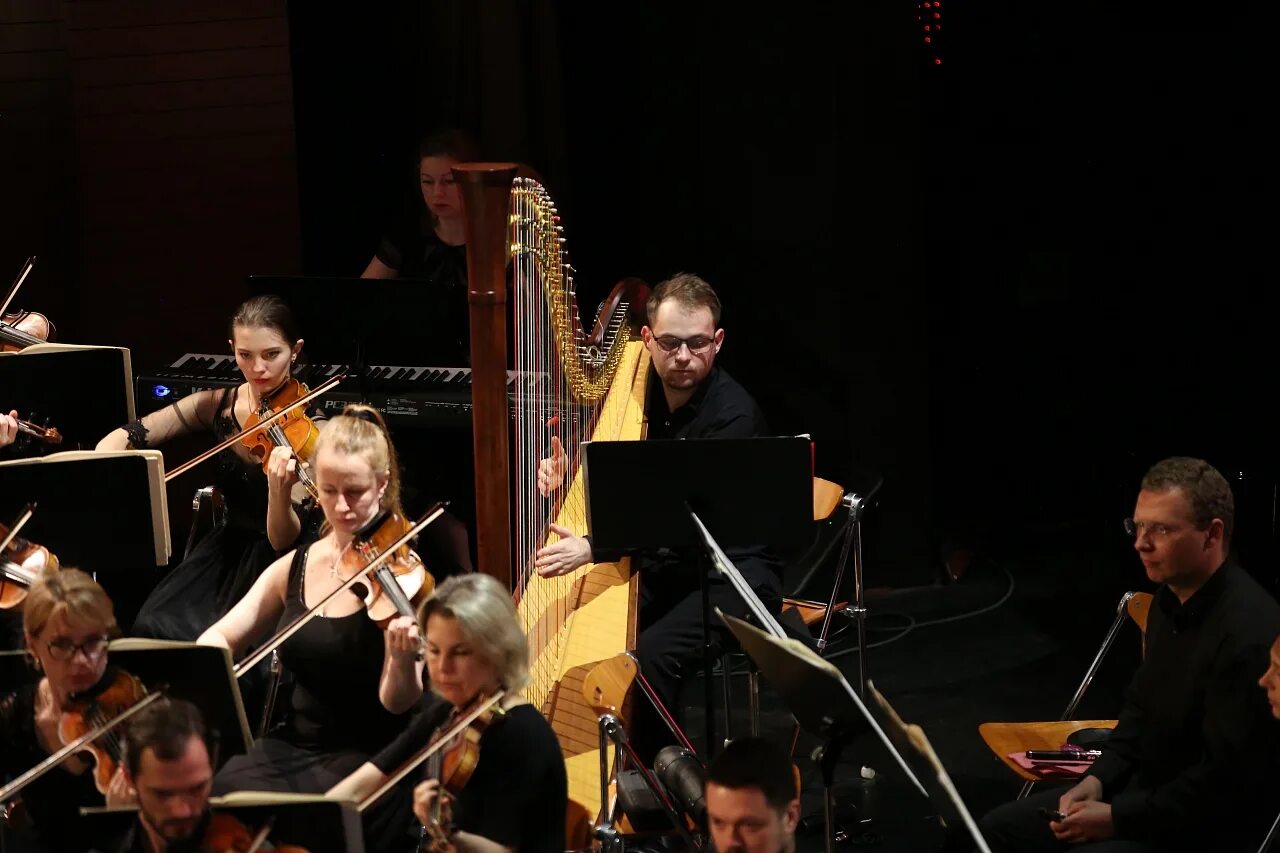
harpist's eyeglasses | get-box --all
[653,335,714,355]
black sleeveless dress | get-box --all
[211,541,409,795]
[131,386,320,641]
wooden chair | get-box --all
[978,590,1151,798]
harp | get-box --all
[455,164,650,845]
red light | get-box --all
[924,24,931,31]
[935,58,942,65]
[924,36,932,43]
[934,12,941,18]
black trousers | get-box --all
[979,787,1154,853]
[631,563,780,766]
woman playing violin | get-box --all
[96,295,323,642]
[0,568,133,852]
[199,405,424,797]
[327,573,567,853]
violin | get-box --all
[10,415,62,446]
[0,672,164,806]
[0,515,59,610]
[240,378,322,499]
[0,503,57,609]
[0,257,52,352]
[165,375,344,484]
[199,811,310,852]
[341,511,435,625]
[59,668,150,795]
[422,694,507,851]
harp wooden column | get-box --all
[454,162,518,590]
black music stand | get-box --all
[719,612,934,853]
[82,795,365,852]
[0,451,170,575]
[0,344,134,451]
[247,275,469,369]
[582,436,813,758]
[106,639,254,765]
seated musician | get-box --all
[96,295,323,643]
[0,568,133,853]
[980,457,1280,852]
[532,273,782,762]
[96,697,215,853]
[198,405,422,796]
[705,737,801,853]
[0,409,17,447]
[362,128,479,364]
[326,573,568,853]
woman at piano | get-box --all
[94,295,324,644]
[326,572,567,853]
[197,405,422,797]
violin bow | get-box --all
[164,374,345,482]
[0,691,164,805]
[355,691,506,813]
[0,503,35,554]
[233,502,448,677]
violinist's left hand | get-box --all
[0,409,18,448]
[105,766,137,808]
[412,778,443,827]
[386,615,422,663]
[265,445,300,494]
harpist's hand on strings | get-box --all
[537,436,568,496]
[534,523,593,577]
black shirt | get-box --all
[592,364,781,593]
[644,363,767,442]
[372,702,568,852]
[1089,560,1280,850]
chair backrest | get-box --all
[813,478,844,522]
[1126,591,1152,657]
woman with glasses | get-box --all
[0,567,132,852]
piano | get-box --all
[135,353,555,430]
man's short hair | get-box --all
[122,697,209,779]
[1141,456,1235,547]
[647,272,722,327]
[705,737,797,812]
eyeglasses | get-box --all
[652,334,715,355]
[1122,518,1185,540]
[45,634,109,662]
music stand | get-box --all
[0,450,170,573]
[582,436,813,758]
[82,795,365,852]
[107,638,254,763]
[719,612,930,853]
[247,275,469,369]
[865,680,993,853]
[0,343,135,450]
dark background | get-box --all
[1,0,1275,592]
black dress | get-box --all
[0,679,110,853]
[211,541,409,795]
[131,386,320,641]
[371,702,568,852]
